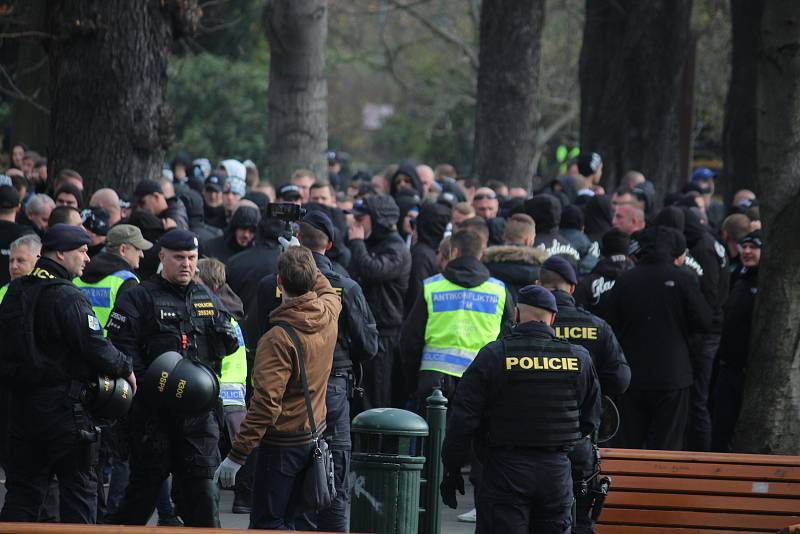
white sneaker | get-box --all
[457,508,477,523]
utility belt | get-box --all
[574,439,612,522]
[68,380,101,469]
[331,366,362,400]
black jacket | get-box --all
[560,228,598,276]
[348,195,411,333]
[399,256,513,394]
[405,202,451,315]
[161,197,189,231]
[573,255,634,322]
[683,209,729,332]
[204,203,227,230]
[203,205,260,264]
[227,217,284,316]
[78,251,139,296]
[441,320,601,471]
[716,265,758,369]
[180,187,223,247]
[606,227,712,390]
[483,244,547,303]
[0,257,132,386]
[552,290,630,395]
[252,252,380,370]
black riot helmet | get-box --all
[82,375,134,419]
[141,351,220,415]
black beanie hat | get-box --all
[600,227,630,257]
[560,204,584,230]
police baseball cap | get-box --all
[577,152,602,177]
[106,224,153,250]
[42,223,92,252]
[159,229,199,251]
[81,207,110,236]
[278,183,302,201]
[691,167,715,182]
[738,230,762,248]
[133,179,163,203]
[303,209,335,242]
[0,184,20,209]
[541,256,578,286]
[517,285,558,314]
[204,175,226,193]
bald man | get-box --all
[416,164,436,194]
[90,188,122,226]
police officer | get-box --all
[74,224,153,331]
[104,229,239,527]
[538,256,630,534]
[441,285,602,533]
[0,224,134,523]
[254,210,379,531]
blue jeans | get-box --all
[250,441,314,530]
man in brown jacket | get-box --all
[214,246,341,529]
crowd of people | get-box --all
[0,143,763,532]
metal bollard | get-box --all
[350,408,429,534]
[423,388,448,534]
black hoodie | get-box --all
[348,194,411,332]
[582,195,613,243]
[573,255,634,322]
[683,208,729,331]
[203,205,260,264]
[606,226,712,390]
[389,161,424,198]
[716,265,758,369]
[180,186,223,246]
[405,202,451,315]
[399,255,513,393]
[525,194,580,267]
[226,216,283,315]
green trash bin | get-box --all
[350,408,429,534]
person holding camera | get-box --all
[103,229,240,527]
[215,246,342,530]
[253,210,379,531]
[0,224,134,524]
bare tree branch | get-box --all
[537,103,579,146]
[386,0,479,71]
[0,64,49,114]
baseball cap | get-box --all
[738,230,762,248]
[0,184,20,209]
[517,285,558,314]
[133,180,163,203]
[106,224,153,250]
[541,256,578,286]
[204,175,226,193]
[303,210,335,243]
[278,184,302,201]
[691,168,715,182]
[42,223,91,252]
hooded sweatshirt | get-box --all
[180,186,222,246]
[525,194,580,267]
[405,202,452,315]
[348,194,412,332]
[229,272,341,459]
[583,195,613,243]
[390,161,424,198]
[683,208,729,331]
[203,205,260,263]
[78,251,139,298]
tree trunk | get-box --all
[720,0,764,205]
[734,0,800,455]
[579,0,691,203]
[12,0,50,154]
[47,0,199,194]
[471,0,544,188]
[263,0,328,184]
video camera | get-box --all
[266,202,306,241]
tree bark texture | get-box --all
[471,0,544,188]
[263,0,328,184]
[12,0,50,153]
[734,0,800,455]
[721,0,763,205]
[47,0,199,194]
[579,0,691,203]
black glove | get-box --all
[440,470,465,509]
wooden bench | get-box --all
[595,448,800,534]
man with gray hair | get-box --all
[9,234,41,281]
[24,193,55,238]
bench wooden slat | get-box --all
[599,508,800,530]
[602,459,800,482]
[596,525,774,534]
[611,475,800,497]
[601,448,800,467]
[604,491,800,513]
